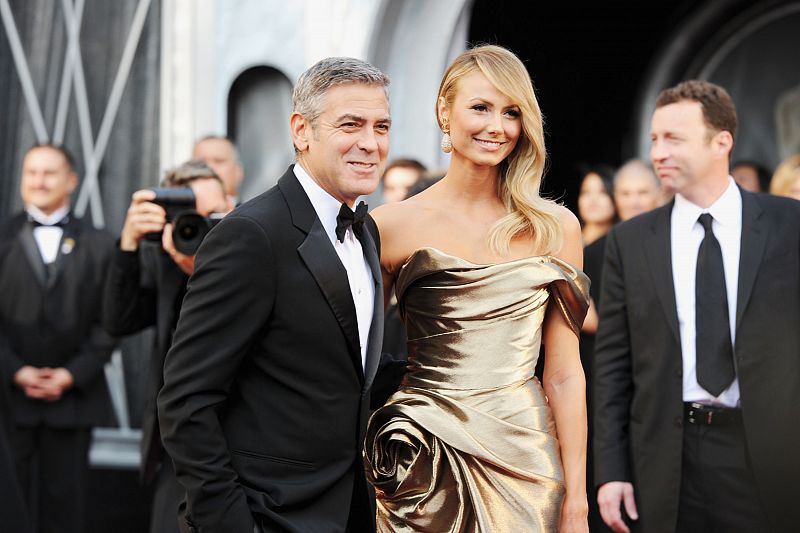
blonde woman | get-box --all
[364,45,589,532]
[769,154,800,200]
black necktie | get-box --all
[695,213,735,396]
[335,201,367,243]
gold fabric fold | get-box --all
[365,247,590,532]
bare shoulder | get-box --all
[370,197,430,274]
[553,205,583,268]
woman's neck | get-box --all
[439,154,502,205]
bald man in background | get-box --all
[192,135,244,205]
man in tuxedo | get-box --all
[593,80,800,533]
[157,57,392,533]
[103,161,231,533]
[0,144,116,533]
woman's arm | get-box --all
[543,207,589,533]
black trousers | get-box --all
[11,425,91,533]
[677,412,769,533]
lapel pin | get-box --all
[61,238,76,255]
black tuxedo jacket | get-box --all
[0,213,115,428]
[103,242,187,482]
[594,190,800,533]
[158,167,385,533]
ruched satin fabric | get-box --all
[365,247,589,532]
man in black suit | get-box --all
[594,80,800,533]
[103,161,231,533]
[157,57,393,533]
[0,144,116,533]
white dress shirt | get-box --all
[26,204,70,265]
[671,177,741,407]
[294,164,375,369]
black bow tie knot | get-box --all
[335,201,367,243]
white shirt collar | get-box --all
[25,204,70,226]
[672,177,741,232]
[293,163,349,245]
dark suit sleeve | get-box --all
[65,234,117,389]
[157,215,276,533]
[593,227,633,486]
[103,246,158,336]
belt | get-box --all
[683,402,742,426]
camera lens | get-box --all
[172,212,210,255]
[179,224,199,240]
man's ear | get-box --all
[290,112,310,153]
[714,130,734,160]
[66,172,79,195]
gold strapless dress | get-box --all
[364,247,590,532]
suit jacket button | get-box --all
[676,368,682,377]
[674,416,682,427]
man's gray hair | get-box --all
[292,57,390,125]
[614,159,660,190]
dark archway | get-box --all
[227,65,294,200]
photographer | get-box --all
[103,160,230,533]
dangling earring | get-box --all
[441,131,452,153]
[440,118,452,153]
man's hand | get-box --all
[598,481,638,533]
[14,366,74,401]
[162,222,196,275]
[120,189,166,251]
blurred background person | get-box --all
[192,135,244,206]
[0,144,116,533]
[577,165,617,246]
[731,159,771,193]
[769,153,800,200]
[576,163,619,337]
[381,158,426,204]
[613,159,662,221]
[103,161,230,533]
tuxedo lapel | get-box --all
[17,220,47,287]
[736,190,767,329]
[361,228,383,392]
[280,168,364,379]
[643,203,680,344]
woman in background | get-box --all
[577,166,616,246]
[769,154,800,200]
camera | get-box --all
[145,187,223,255]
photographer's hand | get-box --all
[162,223,196,275]
[120,189,167,251]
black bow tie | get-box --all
[29,215,69,228]
[335,201,367,243]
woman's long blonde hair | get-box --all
[437,45,562,255]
